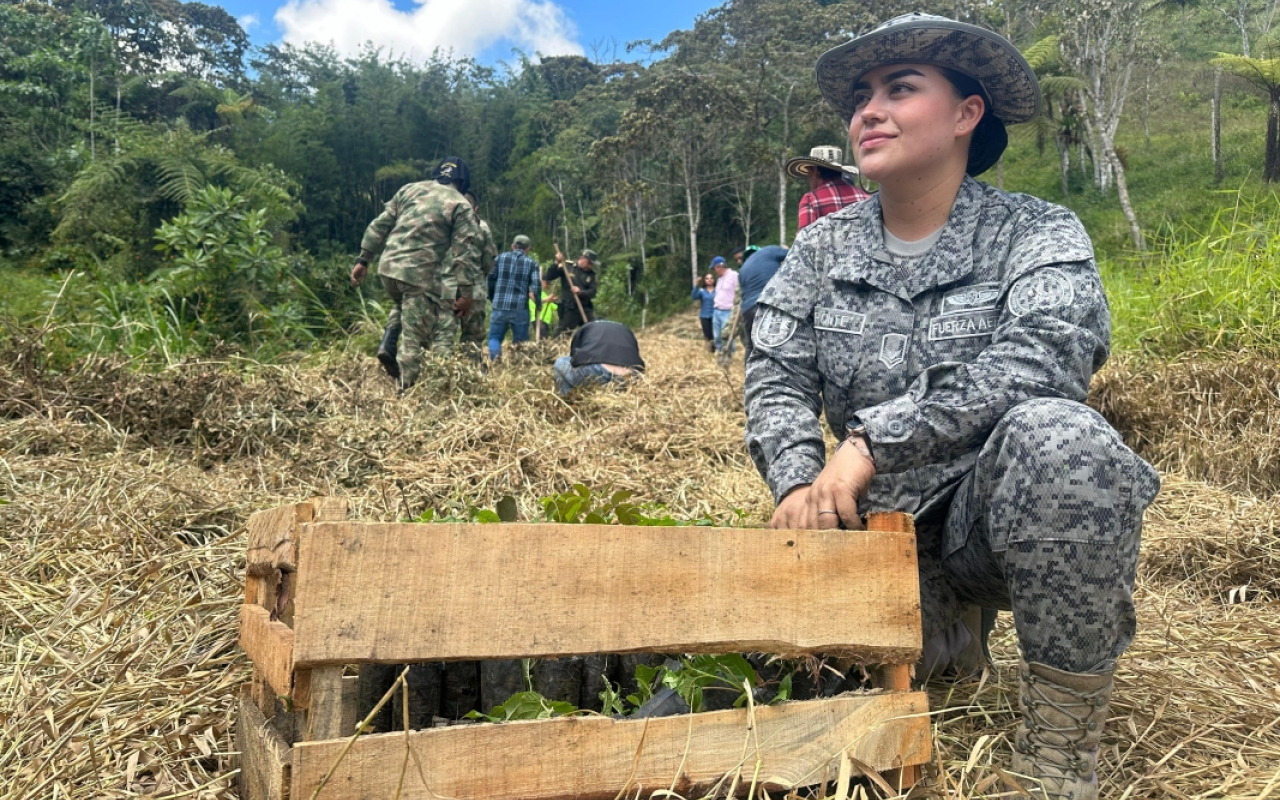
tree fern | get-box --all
[1040,75,1088,98]
[155,152,207,204]
[1021,36,1060,72]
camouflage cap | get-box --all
[512,235,531,249]
[580,249,599,265]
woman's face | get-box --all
[703,274,715,287]
[848,63,983,185]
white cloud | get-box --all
[239,13,260,30]
[274,0,582,61]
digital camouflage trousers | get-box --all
[882,398,1161,675]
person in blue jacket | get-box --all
[737,245,788,359]
[690,273,716,352]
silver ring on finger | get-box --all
[817,509,839,515]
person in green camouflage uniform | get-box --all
[459,192,499,350]
[350,156,482,389]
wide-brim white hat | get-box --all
[785,146,860,180]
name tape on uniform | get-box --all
[814,307,866,335]
[929,310,1001,341]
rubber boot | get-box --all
[1011,660,1114,800]
[377,323,401,379]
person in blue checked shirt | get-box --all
[486,235,542,359]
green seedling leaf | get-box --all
[469,691,578,722]
[630,663,661,707]
[472,508,501,524]
[773,673,793,704]
[599,677,626,716]
[584,511,607,525]
[414,508,436,523]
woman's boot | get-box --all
[1011,660,1113,800]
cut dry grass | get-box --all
[1092,351,1280,497]
[1,315,1278,798]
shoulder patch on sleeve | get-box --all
[753,308,798,348]
[1008,267,1076,317]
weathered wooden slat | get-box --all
[236,688,292,800]
[292,691,930,800]
[239,604,295,698]
[305,667,347,741]
[246,502,312,576]
[290,522,922,666]
[246,497,348,578]
[310,496,350,523]
[339,675,360,739]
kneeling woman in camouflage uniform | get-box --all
[744,14,1159,800]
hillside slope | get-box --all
[0,322,1276,798]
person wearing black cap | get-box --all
[544,247,599,336]
[350,156,483,389]
[743,15,1158,800]
[552,320,644,396]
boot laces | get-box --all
[1019,671,1106,779]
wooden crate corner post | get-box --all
[237,497,349,799]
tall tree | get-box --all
[615,69,733,283]
[1054,0,1150,249]
[1212,48,1280,180]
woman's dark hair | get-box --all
[812,165,843,181]
[938,66,1008,176]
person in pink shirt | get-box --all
[711,256,739,355]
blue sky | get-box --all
[219,0,720,65]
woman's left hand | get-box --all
[806,439,876,530]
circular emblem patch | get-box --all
[1008,268,1075,317]
[753,308,798,349]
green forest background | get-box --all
[3,0,1280,362]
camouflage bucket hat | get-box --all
[815,14,1042,127]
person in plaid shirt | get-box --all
[485,234,541,359]
[787,146,871,231]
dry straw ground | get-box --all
[1,316,1277,799]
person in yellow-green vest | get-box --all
[530,280,558,339]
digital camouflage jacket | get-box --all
[744,176,1112,540]
[359,180,482,300]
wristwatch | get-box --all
[842,421,875,464]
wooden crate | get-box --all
[235,499,931,800]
